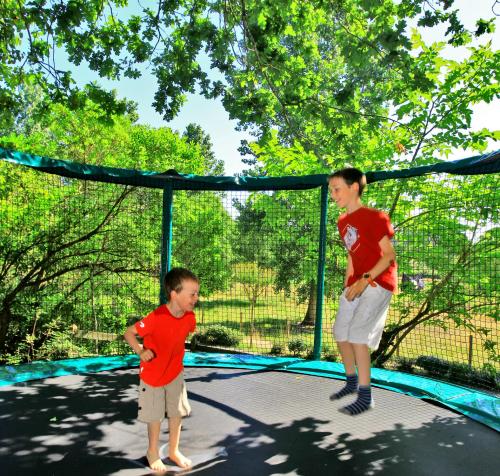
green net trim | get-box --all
[1,147,498,190]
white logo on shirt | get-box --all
[139,322,145,328]
[343,224,359,251]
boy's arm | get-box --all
[366,235,396,280]
[345,235,396,301]
[123,324,155,362]
[344,254,354,288]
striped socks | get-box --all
[339,385,374,415]
[329,374,358,400]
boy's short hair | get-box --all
[164,267,199,300]
[328,168,367,196]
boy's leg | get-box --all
[352,343,371,386]
[339,343,373,415]
[165,372,192,469]
[168,417,192,469]
[338,341,356,375]
[331,291,359,400]
[138,382,168,471]
[337,286,392,414]
[330,341,358,400]
[147,421,167,472]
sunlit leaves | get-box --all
[3,0,496,155]
[0,99,229,356]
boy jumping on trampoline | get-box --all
[124,267,199,472]
[328,168,397,415]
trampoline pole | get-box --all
[160,183,174,305]
[313,183,329,360]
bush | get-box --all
[394,357,416,373]
[415,355,466,379]
[415,355,500,390]
[270,343,283,355]
[323,350,339,362]
[288,338,309,357]
[100,340,128,355]
[191,325,240,349]
[478,364,500,390]
[320,344,339,362]
[305,350,315,360]
[36,331,87,360]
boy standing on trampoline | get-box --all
[124,267,199,472]
[328,168,397,415]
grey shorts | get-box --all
[333,284,392,350]
[137,371,191,423]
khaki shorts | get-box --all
[137,372,191,423]
[333,285,392,350]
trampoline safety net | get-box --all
[0,147,498,392]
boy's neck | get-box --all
[166,303,184,318]
[345,198,363,214]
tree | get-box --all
[234,262,274,345]
[0,158,141,357]
[369,172,499,367]
[172,190,235,295]
[1,1,494,133]
[258,190,324,326]
[0,100,233,359]
[234,22,499,360]
[1,1,498,368]
[183,123,224,175]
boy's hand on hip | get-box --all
[346,280,368,301]
[139,349,155,362]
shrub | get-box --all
[469,364,500,390]
[416,355,465,378]
[415,355,500,390]
[319,344,338,362]
[191,325,240,349]
[288,338,309,357]
[100,340,128,355]
[323,350,339,362]
[270,343,283,355]
[394,357,415,373]
[36,331,87,360]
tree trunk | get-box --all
[371,328,399,366]
[300,281,316,326]
[0,305,12,355]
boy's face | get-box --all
[171,279,200,313]
[328,177,359,209]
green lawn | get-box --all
[195,284,498,372]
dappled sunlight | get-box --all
[0,366,496,475]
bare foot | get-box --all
[168,450,192,469]
[147,450,167,473]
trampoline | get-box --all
[0,355,498,475]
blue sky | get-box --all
[61,0,499,175]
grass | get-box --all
[386,312,498,370]
[195,283,499,372]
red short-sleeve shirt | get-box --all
[338,207,397,292]
[135,305,196,387]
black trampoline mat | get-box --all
[0,367,497,475]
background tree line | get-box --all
[0,1,498,376]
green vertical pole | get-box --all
[313,183,329,360]
[160,183,173,305]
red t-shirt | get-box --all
[338,207,397,292]
[135,305,196,387]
